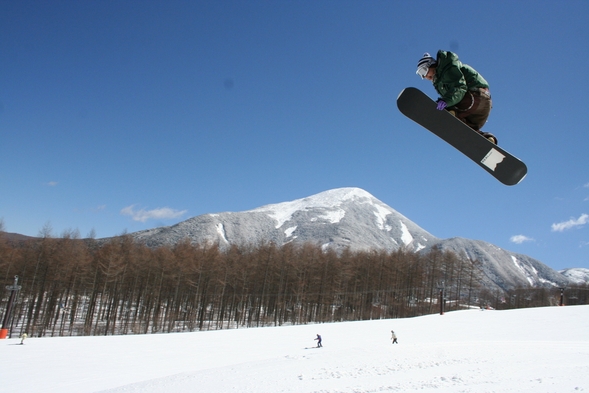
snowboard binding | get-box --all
[447,109,497,144]
[478,131,497,145]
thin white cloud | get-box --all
[46,181,58,186]
[121,205,187,223]
[583,182,589,188]
[510,235,534,244]
[551,213,589,232]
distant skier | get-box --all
[391,330,398,344]
[416,50,497,144]
[20,332,27,345]
[314,334,322,348]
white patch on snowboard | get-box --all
[481,148,505,171]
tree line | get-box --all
[0,229,584,338]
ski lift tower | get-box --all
[437,281,445,315]
[1,276,22,339]
[559,287,566,306]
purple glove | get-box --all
[436,99,447,110]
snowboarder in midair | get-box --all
[391,330,398,344]
[416,50,497,144]
[314,334,322,348]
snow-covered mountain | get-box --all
[132,188,438,253]
[559,268,589,285]
[129,187,572,291]
[430,237,570,291]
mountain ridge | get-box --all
[125,187,576,292]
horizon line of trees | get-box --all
[1,229,586,338]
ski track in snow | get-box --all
[95,341,585,393]
[1,306,588,393]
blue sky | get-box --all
[1,1,588,271]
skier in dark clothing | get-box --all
[314,334,322,348]
[416,50,497,144]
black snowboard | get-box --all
[397,87,527,186]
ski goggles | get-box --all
[416,65,429,79]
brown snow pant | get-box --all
[448,88,492,131]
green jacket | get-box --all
[433,50,489,107]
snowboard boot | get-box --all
[478,131,497,145]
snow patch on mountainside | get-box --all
[319,208,346,224]
[512,255,535,286]
[400,221,413,246]
[216,223,229,244]
[284,226,297,238]
[253,188,372,228]
[373,204,392,230]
